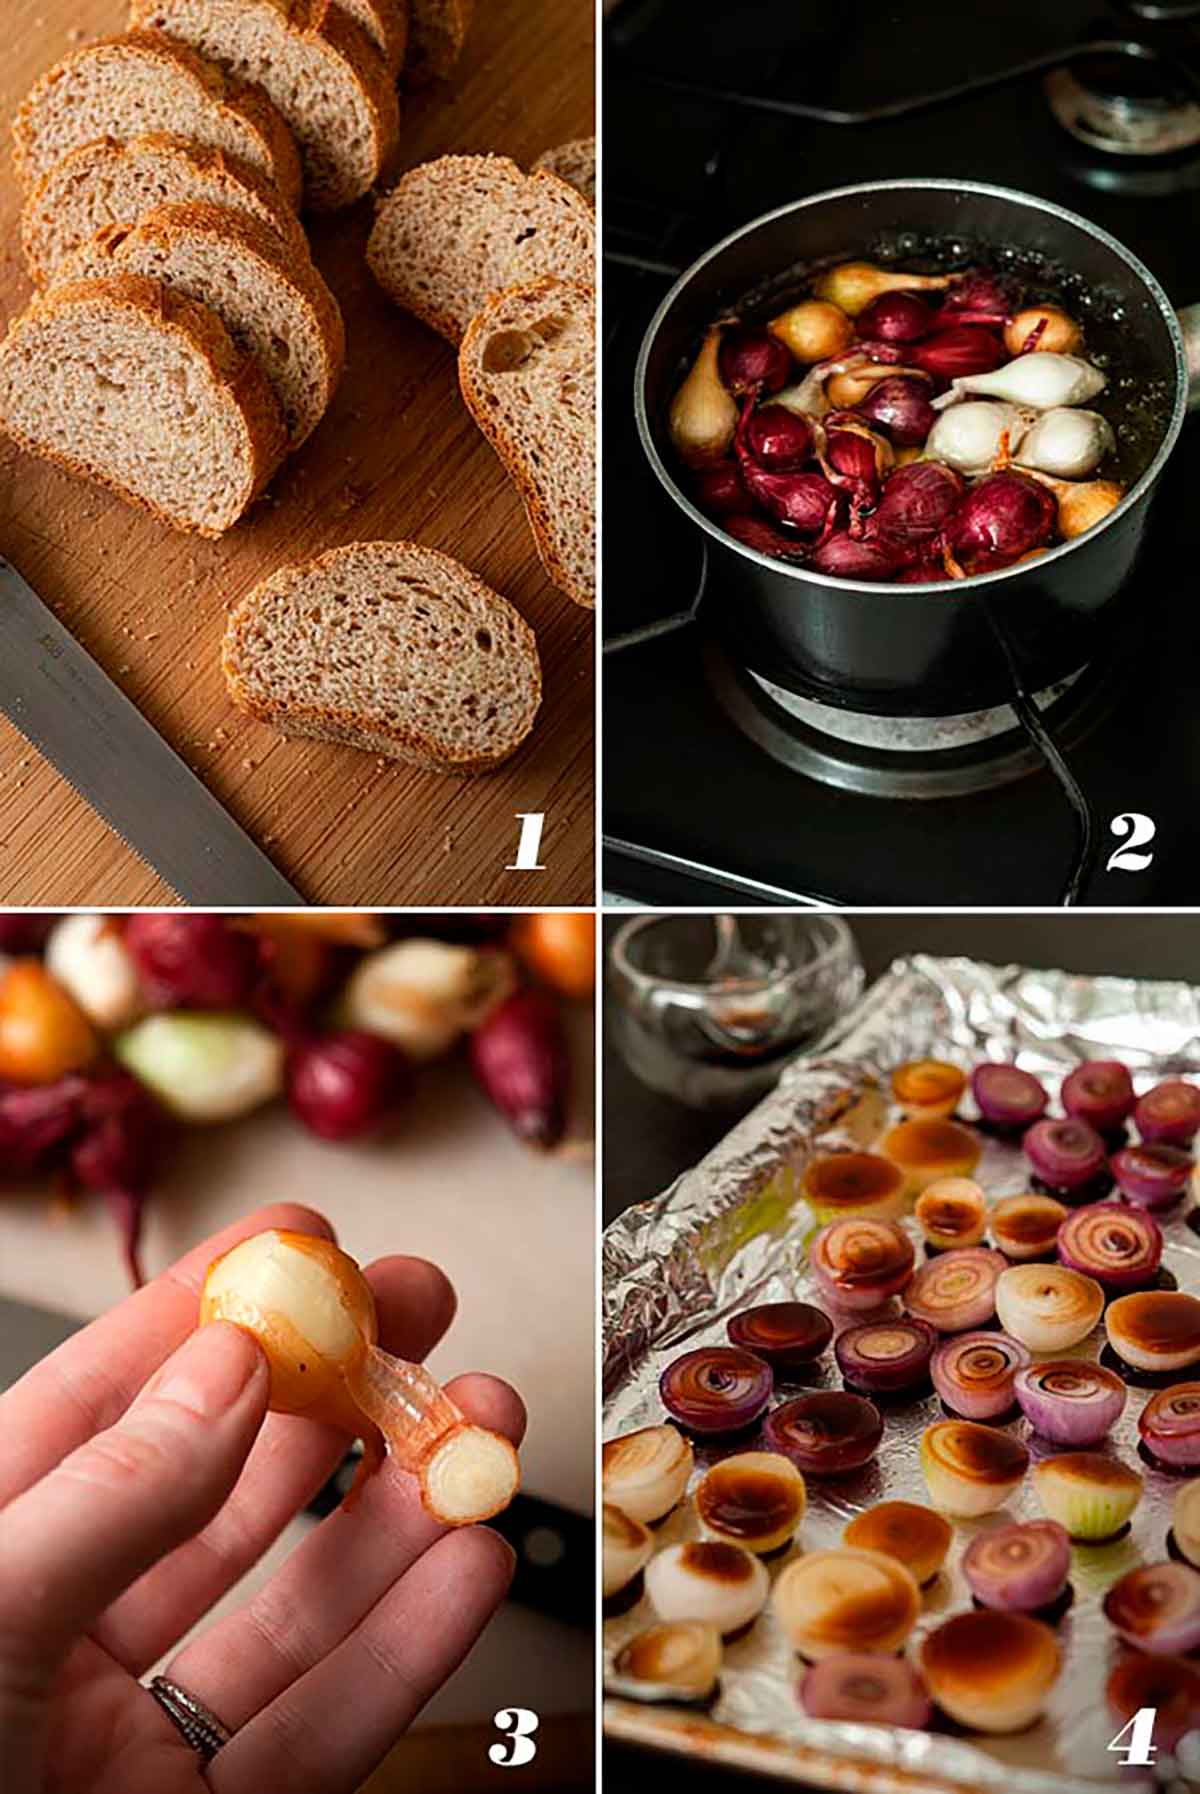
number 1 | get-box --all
[507,812,546,871]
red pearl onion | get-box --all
[1105,1562,1200,1656]
[1061,1060,1135,1133]
[799,1654,931,1728]
[857,290,937,344]
[1135,1079,1200,1146]
[659,1346,773,1435]
[719,327,792,397]
[944,471,1058,573]
[740,463,842,535]
[738,402,816,470]
[1013,1358,1126,1445]
[853,375,937,447]
[1110,1142,1192,1210]
[971,1062,1049,1132]
[835,1317,937,1393]
[1023,1116,1108,1194]
[722,513,809,562]
[762,1391,883,1474]
[905,1247,1007,1333]
[939,269,1019,323]
[810,1217,915,1313]
[1057,1201,1162,1289]
[868,461,964,547]
[1139,1384,1200,1468]
[809,531,903,579]
[910,324,1006,379]
[693,461,752,518]
[963,1519,1071,1613]
[931,1330,1030,1419]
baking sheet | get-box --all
[603,953,1200,1793]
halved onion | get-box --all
[1110,1142,1193,1211]
[891,1058,965,1119]
[1023,1117,1108,1195]
[880,1117,982,1196]
[799,1653,931,1728]
[644,1540,769,1636]
[914,1178,987,1250]
[801,1151,906,1223]
[1062,1059,1135,1134]
[727,1302,833,1370]
[809,1217,915,1313]
[1057,1201,1162,1289]
[762,1392,883,1475]
[1106,1290,1200,1373]
[990,1193,1068,1262]
[659,1347,773,1435]
[920,1611,1060,1732]
[962,1519,1071,1613]
[1107,1653,1200,1753]
[1104,1561,1200,1655]
[773,1547,921,1660]
[607,1620,722,1705]
[1172,1480,1200,1568]
[1134,1078,1200,1147]
[971,1062,1048,1132]
[842,1500,951,1585]
[1013,1359,1125,1445]
[905,1247,1006,1333]
[602,1424,694,1523]
[835,1317,936,1393]
[920,1419,1029,1517]
[695,1450,806,1554]
[931,1330,1029,1420]
[994,1264,1103,1352]
[603,1502,653,1599]
[1033,1451,1142,1540]
[1140,1384,1200,1468]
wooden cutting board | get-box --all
[0,0,594,906]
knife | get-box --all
[0,555,305,905]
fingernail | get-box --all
[155,1322,264,1419]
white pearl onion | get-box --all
[925,401,1036,474]
[933,352,1107,412]
[1017,408,1115,479]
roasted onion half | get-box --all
[602,1424,694,1523]
[773,1547,921,1660]
[914,1177,988,1250]
[695,1451,807,1555]
[801,1151,906,1223]
[644,1540,769,1636]
[931,1330,1029,1420]
[842,1500,951,1586]
[880,1117,982,1196]
[920,1419,1029,1517]
[603,1503,653,1601]
[659,1347,773,1435]
[919,1610,1060,1732]
[1013,1359,1125,1446]
[1106,1290,1200,1374]
[1104,1560,1200,1655]
[962,1519,1071,1614]
[1033,1451,1142,1541]
[763,1392,883,1476]
[799,1653,931,1728]
[726,1302,833,1370]
[1056,1201,1162,1290]
[905,1247,1006,1333]
[835,1317,936,1394]
[1139,1384,1200,1468]
[1172,1479,1200,1569]
[990,1193,1068,1262]
[994,1263,1103,1353]
[809,1216,915,1313]
[891,1058,966,1119]
[607,1621,723,1706]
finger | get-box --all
[210,1525,516,1794]
[0,1202,333,1509]
[93,1256,458,1673]
[165,1372,525,1732]
[0,1324,267,1674]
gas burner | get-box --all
[703,636,1117,800]
[1046,54,1200,156]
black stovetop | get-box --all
[603,0,1200,908]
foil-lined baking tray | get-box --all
[603,953,1200,1793]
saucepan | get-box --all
[635,178,1200,716]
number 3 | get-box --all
[1106,812,1156,874]
[489,1707,540,1767]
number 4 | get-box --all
[1108,1707,1157,1766]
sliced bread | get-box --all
[406,0,473,83]
[339,0,407,73]
[223,541,542,772]
[533,136,595,207]
[367,155,595,343]
[459,276,595,610]
[57,203,345,450]
[22,132,309,287]
[0,274,287,537]
[129,0,401,210]
[12,32,301,210]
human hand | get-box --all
[0,1203,525,1794]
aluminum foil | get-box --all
[603,953,1200,1794]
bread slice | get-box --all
[223,541,542,772]
[58,203,344,450]
[129,0,400,210]
[22,133,309,287]
[459,276,595,610]
[533,137,594,207]
[406,0,473,83]
[367,155,595,343]
[0,274,287,536]
[339,0,407,72]
[12,32,301,211]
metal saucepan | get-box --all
[635,178,1200,716]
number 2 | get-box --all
[489,1707,540,1767]
[1107,1706,1157,1766]
[1106,812,1156,874]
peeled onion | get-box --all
[762,1392,882,1476]
[914,1178,987,1250]
[970,1062,1049,1132]
[603,1502,653,1599]
[991,1193,1068,1261]
[645,1540,769,1635]
[607,1620,722,1705]
[920,1419,1029,1517]
[695,1450,807,1554]
[1105,1561,1200,1656]
[924,400,1035,474]
[931,1330,1029,1420]
[920,1611,1060,1732]
[773,1547,921,1659]
[1061,1059,1135,1134]
[890,1058,965,1119]
[1140,1384,1200,1468]
[799,1654,930,1728]
[1023,1116,1108,1195]
[726,1302,833,1370]
[1014,1359,1125,1445]
[659,1346,773,1435]
[809,1216,914,1312]
[1018,407,1114,479]
[1135,1078,1200,1146]
[994,1264,1104,1352]
[842,1500,951,1585]
[963,1519,1071,1613]
[1110,1142,1193,1210]
[905,1247,1006,1333]
[602,1424,694,1523]
[1106,1291,1200,1373]
[1033,1451,1142,1540]
[933,350,1106,411]
[801,1151,906,1223]
[835,1317,936,1393]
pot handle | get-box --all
[1181,304,1200,413]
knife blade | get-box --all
[0,555,305,905]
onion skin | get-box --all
[1014,1359,1126,1445]
[726,1302,833,1370]
[835,1317,936,1393]
[812,261,951,318]
[809,1217,915,1312]
[890,1058,965,1119]
[1140,1384,1200,1468]
[738,401,816,470]
[856,290,936,344]
[659,1347,773,1436]
[1134,1079,1200,1147]
[1109,1142,1192,1210]
[1033,1451,1142,1541]
[994,1264,1104,1352]
[930,1330,1029,1420]
[693,460,752,519]
[970,1062,1048,1131]
[1005,304,1082,358]
[963,1519,1070,1613]
[1107,1653,1200,1753]
[990,1193,1068,1262]
[763,1392,883,1475]
[868,461,964,548]
[842,1500,951,1585]
[905,1247,1006,1333]
[943,471,1057,574]
[1105,1561,1200,1656]
[799,1654,931,1728]
[920,1419,1029,1518]
[722,513,809,563]
[920,1611,1060,1733]
[1023,1116,1108,1195]
[1057,1201,1162,1289]
[808,531,901,580]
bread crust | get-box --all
[12,31,302,210]
[222,539,542,772]
[532,136,595,207]
[406,0,472,83]
[61,200,345,448]
[129,0,401,210]
[459,274,595,610]
[0,273,287,536]
[22,131,309,286]
[338,0,407,73]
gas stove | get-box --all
[603,0,1200,908]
